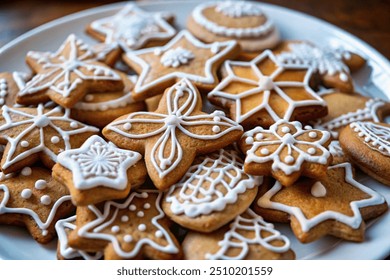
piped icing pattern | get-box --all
[206,209,291,260]
[350,121,390,156]
[243,120,331,175]
[328,140,344,159]
[57,135,142,190]
[209,50,326,125]
[160,47,195,68]
[215,1,264,17]
[0,104,99,170]
[77,190,180,259]
[165,148,262,218]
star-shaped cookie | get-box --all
[17,34,124,108]
[208,50,327,129]
[0,166,73,243]
[103,78,243,190]
[123,30,240,100]
[254,163,388,243]
[0,104,99,174]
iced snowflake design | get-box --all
[206,209,290,260]
[215,1,264,17]
[243,120,331,175]
[0,104,99,170]
[165,148,262,217]
[209,50,326,124]
[57,135,141,190]
[350,121,390,156]
[19,34,121,98]
[160,47,195,68]
[106,78,242,179]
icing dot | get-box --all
[137,211,144,217]
[138,224,146,231]
[281,126,290,133]
[35,179,47,190]
[0,90,6,97]
[143,203,151,209]
[40,195,51,205]
[155,230,163,238]
[21,141,29,148]
[213,116,221,122]
[311,182,327,198]
[339,72,348,82]
[245,137,254,145]
[284,155,295,164]
[0,98,4,105]
[51,136,60,144]
[129,204,136,211]
[85,94,94,101]
[260,148,269,155]
[255,133,263,140]
[164,115,180,126]
[123,123,132,130]
[21,189,32,199]
[121,215,129,222]
[141,192,148,198]
[212,125,220,133]
[123,235,133,243]
[308,148,316,155]
[34,115,50,127]
[154,48,162,56]
[308,132,317,139]
[111,226,120,233]
[70,122,78,128]
[42,230,48,236]
[21,167,32,176]
[304,125,313,130]
[0,84,6,90]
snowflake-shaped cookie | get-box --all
[0,104,99,173]
[104,78,243,190]
[240,119,332,186]
[208,50,327,129]
[17,34,123,108]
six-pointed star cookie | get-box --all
[86,3,176,51]
[69,190,182,260]
[240,120,332,186]
[254,163,388,243]
[0,166,73,243]
[208,50,327,129]
[17,34,124,108]
[123,30,240,100]
[103,78,243,190]
[0,104,99,174]
[53,135,147,206]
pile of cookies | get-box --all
[0,1,389,260]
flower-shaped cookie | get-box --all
[103,78,243,190]
[208,50,327,129]
[17,34,124,108]
[240,119,332,186]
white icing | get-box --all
[106,78,242,179]
[0,79,7,105]
[111,225,120,233]
[21,189,32,199]
[310,182,327,197]
[89,3,176,51]
[215,1,264,18]
[257,163,386,232]
[21,167,32,176]
[192,2,274,38]
[328,140,344,158]
[209,50,327,124]
[165,148,262,217]
[78,190,179,258]
[244,120,331,175]
[350,121,390,156]
[159,47,195,68]
[121,215,129,222]
[0,104,99,170]
[20,34,121,98]
[57,135,142,190]
[206,209,290,260]
[40,195,51,205]
[35,179,47,190]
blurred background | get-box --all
[0,0,389,59]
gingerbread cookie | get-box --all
[208,50,328,129]
[162,148,262,232]
[103,78,243,190]
[53,135,147,206]
[240,120,332,186]
[187,1,280,53]
[328,140,348,165]
[86,3,176,52]
[0,104,99,174]
[0,72,30,106]
[340,121,390,186]
[0,166,73,243]
[123,30,240,100]
[182,209,294,260]
[275,41,366,93]
[312,92,390,138]
[254,163,388,243]
[17,34,124,108]
[70,73,146,128]
[68,190,182,260]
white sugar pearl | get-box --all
[138,224,146,231]
[123,123,132,130]
[21,189,32,199]
[70,122,78,128]
[40,195,51,205]
[155,230,163,238]
[35,179,47,190]
[212,125,220,133]
[21,141,29,148]
[260,148,269,155]
[51,136,60,144]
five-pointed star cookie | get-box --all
[208,50,327,129]
[103,78,243,190]
[254,163,388,243]
[17,34,124,108]
[0,166,73,243]
[0,104,99,174]
[86,3,176,51]
[123,30,240,100]
[69,190,182,260]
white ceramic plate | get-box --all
[0,0,389,260]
